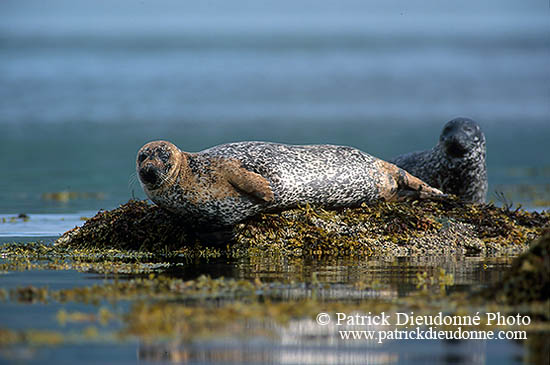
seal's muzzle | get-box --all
[443,135,468,158]
[139,164,159,186]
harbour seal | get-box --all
[390,117,487,203]
[137,140,444,227]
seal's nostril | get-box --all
[444,138,468,158]
[139,166,158,185]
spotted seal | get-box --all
[136,140,444,227]
[390,117,487,203]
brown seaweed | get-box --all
[56,198,549,258]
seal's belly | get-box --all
[149,184,262,226]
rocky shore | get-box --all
[56,198,548,257]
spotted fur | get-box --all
[137,141,443,227]
[390,117,488,203]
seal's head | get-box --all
[136,140,181,190]
[439,117,485,159]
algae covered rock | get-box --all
[56,198,549,257]
[56,200,189,251]
[480,228,550,304]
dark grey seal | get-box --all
[390,117,487,203]
[136,140,444,227]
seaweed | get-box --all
[55,198,549,258]
[56,200,190,251]
[478,228,550,304]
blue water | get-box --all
[1,1,549,364]
[1,0,549,217]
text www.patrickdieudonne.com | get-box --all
[315,311,529,344]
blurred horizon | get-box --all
[1,0,549,214]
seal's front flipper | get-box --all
[223,162,275,202]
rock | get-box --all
[479,228,550,304]
[56,198,549,257]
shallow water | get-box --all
[1,0,549,364]
[0,242,536,365]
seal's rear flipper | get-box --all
[393,166,444,198]
[395,189,449,202]
[375,160,444,202]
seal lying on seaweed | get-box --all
[136,140,444,226]
[391,117,487,203]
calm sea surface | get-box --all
[0,1,549,364]
[1,0,549,217]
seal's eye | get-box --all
[463,126,473,133]
[138,153,147,164]
[158,150,171,164]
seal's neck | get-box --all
[175,151,198,185]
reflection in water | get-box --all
[136,317,501,364]
[138,343,399,364]
[0,245,542,365]
[182,254,515,298]
[121,253,525,364]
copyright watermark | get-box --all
[315,311,530,344]
[316,312,331,326]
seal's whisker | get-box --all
[160,173,176,188]
[128,172,138,189]
[128,172,135,183]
